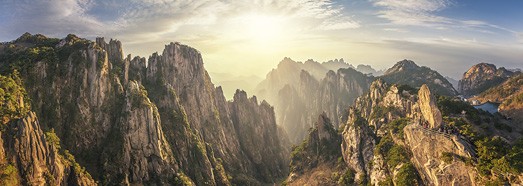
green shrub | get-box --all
[338,169,355,185]
[0,71,30,124]
[440,152,454,163]
[388,118,409,138]
[45,128,61,149]
[0,164,19,185]
[395,163,420,186]
[386,145,409,169]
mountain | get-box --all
[286,79,523,185]
[458,63,520,97]
[381,59,458,96]
[256,58,373,144]
[356,64,384,76]
[255,57,352,104]
[473,74,523,122]
[209,72,263,99]
[0,33,289,185]
[445,76,459,90]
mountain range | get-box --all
[0,33,522,186]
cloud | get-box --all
[372,0,452,25]
[2,0,108,38]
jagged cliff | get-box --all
[285,113,350,186]
[0,33,289,185]
[286,77,523,185]
[0,71,95,185]
[256,58,373,144]
[458,63,519,97]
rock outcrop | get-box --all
[403,124,477,186]
[0,33,289,185]
[418,84,443,129]
[341,110,376,183]
[285,113,347,186]
[0,112,96,185]
[458,63,519,97]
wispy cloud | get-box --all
[2,0,108,38]
[372,0,452,25]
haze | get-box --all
[1,0,522,80]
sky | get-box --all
[1,0,522,79]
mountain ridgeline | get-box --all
[1,33,522,186]
[256,58,459,144]
[0,33,289,185]
[255,58,373,144]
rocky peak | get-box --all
[316,113,333,141]
[384,59,419,74]
[417,84,443,129]
[95,37,124,63]
[381,59,457,96]
[277,57,297,69]
[459,63,518,96]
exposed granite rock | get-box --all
[285,114,346,186]
[1,112,96,185]
[418,84,443,129]
[257,60,373,144]
[229,90,289,183]
[404,124,477,186]
[0,33,290,185]
[341,109,376,183]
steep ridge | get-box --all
[287,77,523,185]
[255,57,352,105]
[459,63,520,97]
[0,33,289,185]
[256,58,373,144]
[381,59,457,96]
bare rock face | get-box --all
[285,114,344,186]
[403,124,477,186]
[0,112,96,185]
[458,63,518,97]
[229,90,289,182]
[258,60,373,144]
[316,113,334,141]
[341,108,375,183]
[0,33,289,185]
[418,84,443,129]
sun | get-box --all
[237,14,285,44]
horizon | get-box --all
[1,0,522,79]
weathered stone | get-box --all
[418,84,443,129]
[1,112,96,185]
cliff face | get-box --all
[288,79,510,185]
[0,33,289,185]
[381,59,458,96]
[0,112,96,186]
[257,59,373,144]
[285,113,348,186]
[458,63,519,97]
